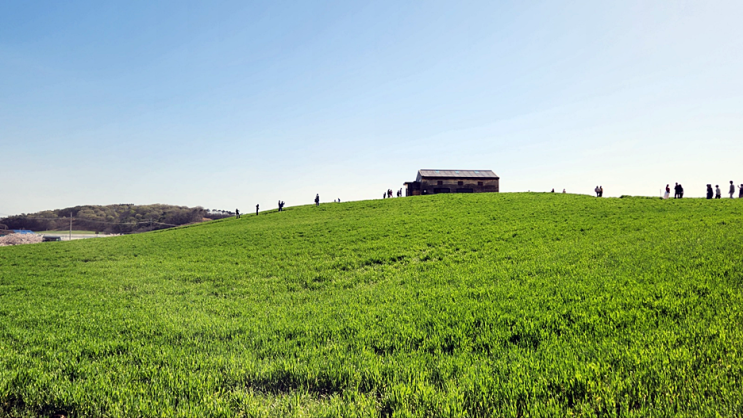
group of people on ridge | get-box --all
[593,186,604,197]
[706,181,743,199]
[382,188,403,198]
[663,183,685,199]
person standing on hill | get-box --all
[594,186,599,197]
[256,204,259,215]
[740,184,743,198]
[663,184,670,199]
[235,209,240,219]
[315,194,320,206]
[678,184,684,198]
[715,185,722,199]
[706,184,713,199]
[729,181,736,198]
[599,186,604,197]
[673,183,680,199]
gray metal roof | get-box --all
[417,169,499,179]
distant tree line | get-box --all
[0,204,236,234]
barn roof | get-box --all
[417,169,499,179]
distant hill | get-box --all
[0,204,234,234]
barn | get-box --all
[404,169,499,196]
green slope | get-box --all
[1,193,742,417]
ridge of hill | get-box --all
[1,193,742,417]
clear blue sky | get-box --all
[2,1,742,215]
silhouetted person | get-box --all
[599,186,603,197]
[235,209,240,219]
[594,186,599,197]
[256,204,259,215]
[715,185,721,199]
[740,184,743,198]
[315,194,320,206]
[673,183,680,199]
[551,188,555,193]
[663,184,670,199]
[729,181,735,198]
[678,184,684,198]
[706,184,713,199]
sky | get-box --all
[2,1,742,216]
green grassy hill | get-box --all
[1,193,742,417]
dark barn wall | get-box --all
[404,182,422,196]
[418,177,499,194]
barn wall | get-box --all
[404,182,422,196]
[418,177,499,194]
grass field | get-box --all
[1,193,742,417]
